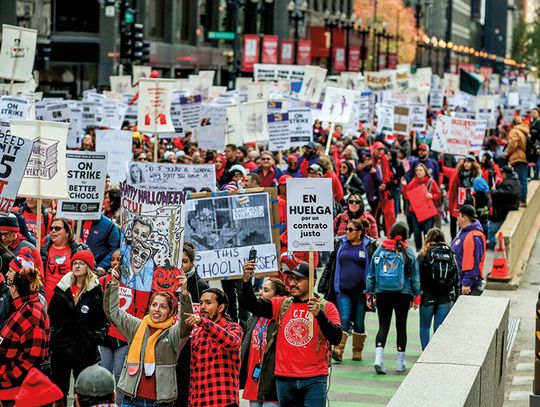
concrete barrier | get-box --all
[388,296,510,407]
[487,180,540,290]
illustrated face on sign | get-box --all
[189,207,215,235]
[152,263,181,293]
[130,241,152,273]
[131,219,152,244]
[130,164,144,184]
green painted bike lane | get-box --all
[327,308,422,406]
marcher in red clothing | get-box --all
[0,264,49,404]
[252,151,284,187]
[403,163,441,250]
[372,141,396,236]
[186,288,243,407]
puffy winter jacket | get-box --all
[506,124,529,165]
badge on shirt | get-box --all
[358,250,366,259]
[81,305,89,314]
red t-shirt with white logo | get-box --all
[242,317,270,401]
[45,246,72,303]
[271,296,340,378]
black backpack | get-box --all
[428,243,458,298]
[526,134,540,162]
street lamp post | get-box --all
[357,19,370,73]
[375,21,387,71]
[342,13,355,70]
[324,9,338,74]
[287,0,308,64]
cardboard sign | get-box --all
[393,105,410,135]
[95,130,133,185]
[240,100,269,144]
[320,86,356,123]
[288,108,312,147]
[0,96,31,121]
[14,120,69,199]
[57,151,108,220]
[0,25,37,82]
[409,102,427,132]
[431,115,476,156]
[0,122,32,214]
[286,178,334,251]
[268,112,290,150]
[365,70,397,91]
[298,66,327,104]
[407,183,438,222]
[137,78,175,133]
[198,103,227,151]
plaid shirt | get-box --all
[334,210,378,239]
[0,293,49,389]
[189,316,243,407]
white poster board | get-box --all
[298,66,327,104]
[409,102,427,132]
[132,65,152,85]
[0,25,37,82]
[198,103,227,151]
[57,151,108,220]
[320,86,356,123]
[240,100,269,143]
[95,129,133,184]
[0,96,32,121]
[288,108,312,147]
[268,112,290,151]
[137,78,175,133]
[286,178,334,251]
[110,76,132,94]
[431,115,476,156]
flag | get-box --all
[459,68,482,96]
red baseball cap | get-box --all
[418,143,429,151]
[373,141,385,150]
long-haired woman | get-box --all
[365,222,421,374]
[104,267,193,406]
[48,250,109,402]
[417,228,459,350]
[241,278,289,406]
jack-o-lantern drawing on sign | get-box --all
[152,259,182,293]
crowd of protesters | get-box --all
[0,102,537,407]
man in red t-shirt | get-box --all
[242,262,342,407]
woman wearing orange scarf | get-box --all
[104,269,193,406]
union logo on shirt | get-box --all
[284,317,312,347]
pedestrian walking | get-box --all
[505,117,530,206]
[365,222,421,374]
[334,193,378,239]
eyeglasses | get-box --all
[196,215,212,222]
[261,157,271,161]
[50,226,64,232]
[346,227,358,232]
[348,200,361,205]
[137,157,148,162]
[287,275,307,283]
[0,232,12,237]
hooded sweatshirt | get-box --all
[450,220,486,289]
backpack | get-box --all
[525,133,540,162]
[427,243,458,298]
[373,247,406,292]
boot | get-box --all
[352,333,367,361]
[396,351,407,372]
[374,346,386,374]
[331,332,348,362]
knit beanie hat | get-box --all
[9,247,36,273]
[71,250,95,271]
[14,368,63,407]
[0,213,19,232]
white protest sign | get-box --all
[95,130,132,184]
[431,115,476,156]
[57,151,108,220]
[127,162,216,192]
[0,78,36,97]
[110,76,132,94]
[320,86,356,123]
[253,64,305,82]
[396,65,410,90]
[443,73,459,97]
[0,122,32,213]
[507,92,520,108]
[287,178,334,251]
[298,66,327,104]
[409,102,427,132]
[472,119,487,154]
[198,104,227,151]
[0,96,31,121]
[429,89,444,109]
[476,95,496,129]
[356,91,374,125]
[102,100,127,130]
[14,120,69,199]
[288,108,312,147]
[393,105,410,136]
[0,25,37,82]
[240,100,269,143]
[247,83,270,102]
[68,104,83,149]
[268,112,290,150]
[226,104,242,146]
[365,71,397,91]
[132,65,152,85]
[137,78,175,133]
[180,95,202,132]
[376,103,394,135]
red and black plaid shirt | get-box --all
[189,316,243,407]
[0,293,50,389]
[334,210,378,239]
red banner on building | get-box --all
[334,47,346,72]
[242,34,260,72]
[348,46,360,72]
[387,52,398,69]
[297,39,312,65]
[262,35,279,64]
[280,40,294,64]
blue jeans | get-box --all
[336,289,366,333]
[513,162,528,203]
[100,344,128,385]
[412,216,435,251]
[393,186,402,217]
[419,302,452,350]
[122,399,173,407]
[487,220,503,248]
[276,375,327,407]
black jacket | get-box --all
[531,118,540,144]
[48,272,109,364]
[490,173,521,222]
[340,172,365,198]
[239,316,278,402]
[0,280,11,328]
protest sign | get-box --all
[288,108,312,147]
[409,102,427,132]
[376,103,394,135]
[132,65,152,85]
[429,89,444,109]
[268,112,290,150]
[67,104,83,149]
[356,91,374,125]
[365,71,397,91]
[81,101,98,128]
[240,100,269,144]
[253,64,305,82]
[95,129,132,184]
[126,162,216,192]
[267,100,288,114]
[226,104,243,146]
[320,87,356,123]
[0,122,32,214]
[476,95,496,129]
[0,25,37,82]
[246,83,270,102]
[180,95,202,132]
[14,120,69,199]
[287,178,334,251]
[184,192,277,280]
[393,105,410,135]
[472,119,487,154]
[407,183,438,222]
[119,183,186,292]
[396,65,410,90]
[198,104,227,151]
[137,78,175,134]
[110,76,132,94]
[101,100,128,130]
[443,73,459,97]
[0,96,31,121]
[415,67,432,97]
[298,66,327,104]
[57,151,108,220]
[431,115,476,156]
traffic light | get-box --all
[140,40,150,64]
[120,22,132,60]
[131,23,144,60]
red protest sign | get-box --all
[407,183,438,222]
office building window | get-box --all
[53,0,98,32]
[149,0,166,39]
